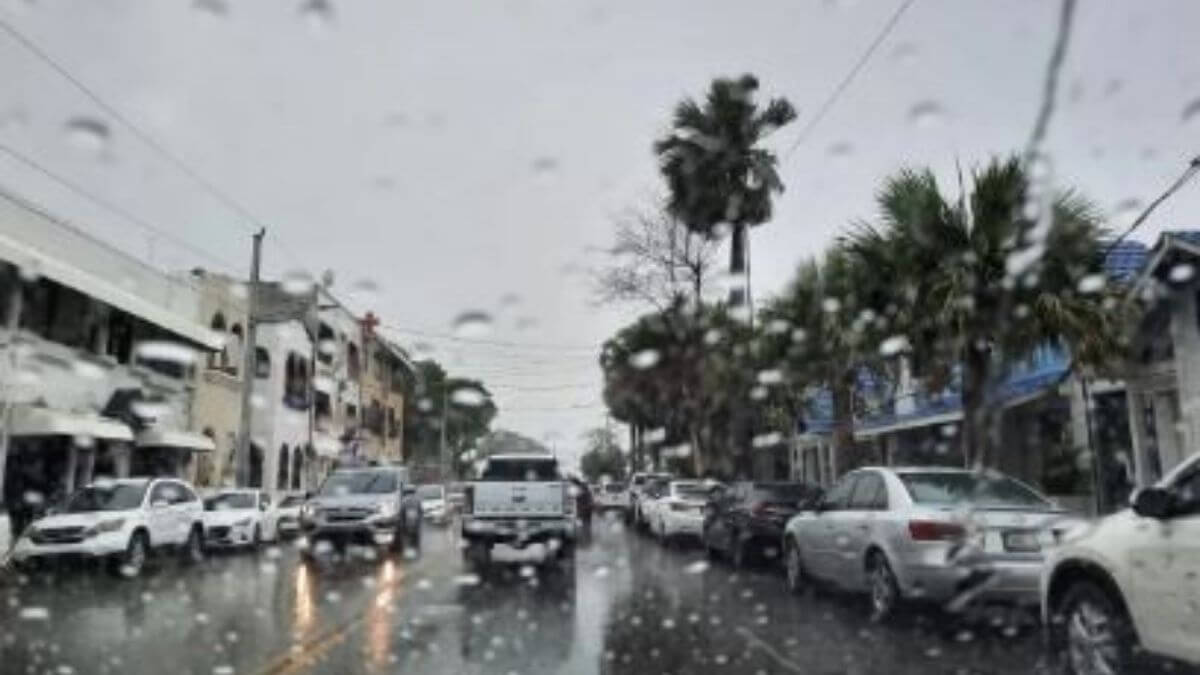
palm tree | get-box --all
[845,156,1123,468]
[760,246,888,462]
[654,74,796,308]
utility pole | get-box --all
[0,268,25,517]
[439,386,448,481]
[235,228,265,488]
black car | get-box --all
[702,481,822,567]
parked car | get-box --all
[274,493,305,538]
[446,483,466,514]
[1042,451,1200,673]
[595,481,631,516]
[629,472,672,526]
[299,466,421,557]
[782,466,1079,622]
[704,481,822,567]
[202,489,276,549]
[418,484,449,525]
[644,480,711,542]
[10,477,206,577]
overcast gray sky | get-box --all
[2,0,1199,468]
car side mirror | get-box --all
[1132,486,1174,519]
[151,500,170,509]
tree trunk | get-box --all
[830,379,855,478]
[960,346,992,470]
[729,223,747,307]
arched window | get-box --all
[209,313,227,369]
[228,323,244,376]
[255,347,271,379]
[277,444,289,490]
[284,352,309,409]
[291,447,304,490]
[347,342,361,379]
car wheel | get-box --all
[867,552,900,623]
[252,524,262,550]
[182,525,204,565]
[703,526,720,560]
[113,530,149,578]
[1055,580,1135,675]
[785,539,808,595]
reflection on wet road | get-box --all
[1,517,1054,674]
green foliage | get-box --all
[402,359,497,473]
[579,427,626,482]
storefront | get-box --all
[132,429,216,481]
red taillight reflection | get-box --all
[907,520,965,541]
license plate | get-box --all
[1002,530,1040,553]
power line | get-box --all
[784,0,916,158]
[379,323,599,352]
[0,143,242,275]
[0,16,306,268]
[500,401,602,413]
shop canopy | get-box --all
[135,429,216,452]
[9,405,133,441]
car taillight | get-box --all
[464,486,474,515]
[907,520,965,541]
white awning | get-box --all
[9,405,133,441]
[0,195,222,351]
[135,429,216,452]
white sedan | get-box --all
[202,489,277,549]
[646,481,711,541]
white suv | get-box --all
[1042,451,1200,673]
[10,477,206,577]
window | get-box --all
[317,323,335,365]
[208,312,227,369]
[228,323,244,376]
[283,353,309,409]
[277,444,289,490]
[255,347,270,379]
[849,473,887,510]
[347,343,360,379]
[480,458,559,481]
[387,407,397,437]
[318,470,398,495]
[821,475,859,511]
[149,481,182,505]
[346,403,358,422]
[898,472,1052,509]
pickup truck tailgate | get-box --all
[472,482,565,518]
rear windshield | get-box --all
[673,483,709,501]
[753,484,819,503]
[604,484,625,494]
[418,485,444,500]
[318,470,399,496]
[480,459,559,481]
[899,472,1052,509]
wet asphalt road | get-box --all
[0,516,1057,675]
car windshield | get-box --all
[3,3,1193,672]
[480,459,558,481]
[417,485,444,500]
[317,471,398,496]
[899,473,1054,510]
[204,493,255,511]
[63,483,147,513]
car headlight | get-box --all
[376,501,398,517]
[95,518,125,534]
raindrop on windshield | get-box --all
[449,387,488,407]
[300,0,335,31]
[281,269,315,295]
[683,560,710,574]
[1169,263,1195,283]
[63,117,111,155]
[821,297,840,313]
[757,369,783,385]
[1077,274,1106,294]
[1182,97,1200,125]
[907,101,945,129]
[1110,197,1144,222]
[192,0,229,15]
[134,341,198,366]
[890,42,918,66]
[879,334,910,356]
[451,310,493,338]
[752,432,782,448]
[628,349,660,370]
[531,156,559,173]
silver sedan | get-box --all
[782,466,1082,622]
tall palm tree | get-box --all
[654,74,796,308]
[845,156,1123,468]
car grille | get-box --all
[207,526,231,539]
[30,526,86,544]
[322,508,372,523]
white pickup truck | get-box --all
[460,454,575,569]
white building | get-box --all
[0,188,219,539]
